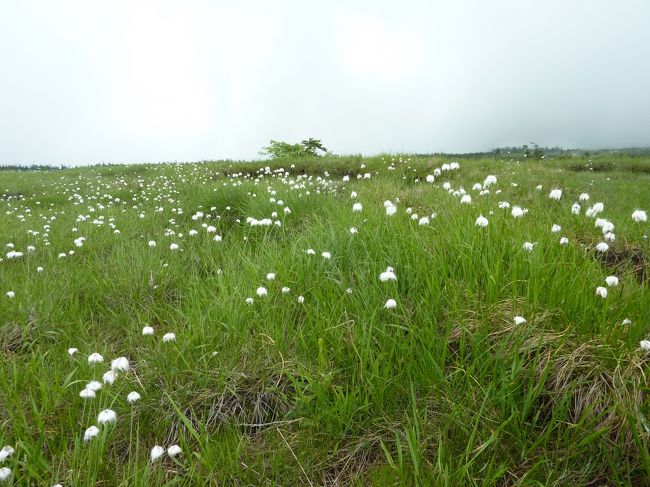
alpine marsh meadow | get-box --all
[1,154,650,485]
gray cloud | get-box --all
[1,0,649,165]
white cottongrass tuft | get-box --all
[0,446,15,462]
[102,371,117,385]
[84,426,99,441]
[522,242,535,252]
[86,381,102,392]
[88,353,104,364]
[595,242,609,253]
[127,391,141,404]
[266,273,276,281]
[256,287,268,297]
[150,445,165,462]
[79,388,96,399]
[168,445,182,458]
[321,251,331,259]
[632,209,647,223]
[475,215,488,228]
[97,409,117,425]
[384,299,397,309]
[548,189,562,200]
[68,347,78,356]
[162,333,176,343]
[605,276,619,287]
[111,357,129,372]
[379,267,397,282]
[352,203,362,212]
[0,467,11,481]
[640,340,650,351]
[514,316,527,325]
[148,240,156,248]
[142,326,154,336]
[595,286,608,298]
[169,243,179,251]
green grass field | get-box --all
[1,154,649,486]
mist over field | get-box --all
[3,2,650,486]
[1,0,650,165]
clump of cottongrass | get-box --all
[605,276,619,287]
[321,251,331,259]
[162,333,176,343]
[549,189,562,200]
[256,287,268,297]
[514,316,527,325]
[595,286,608,298]
[632,210,647,223]
[142,326,154,336]
[0,467,12,481]
[68,347,78,356]
[640,340,650,351]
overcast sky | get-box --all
[1,0,649,165]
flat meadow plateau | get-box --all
[1,154,650,486]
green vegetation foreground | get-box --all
[1,154,649,485]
